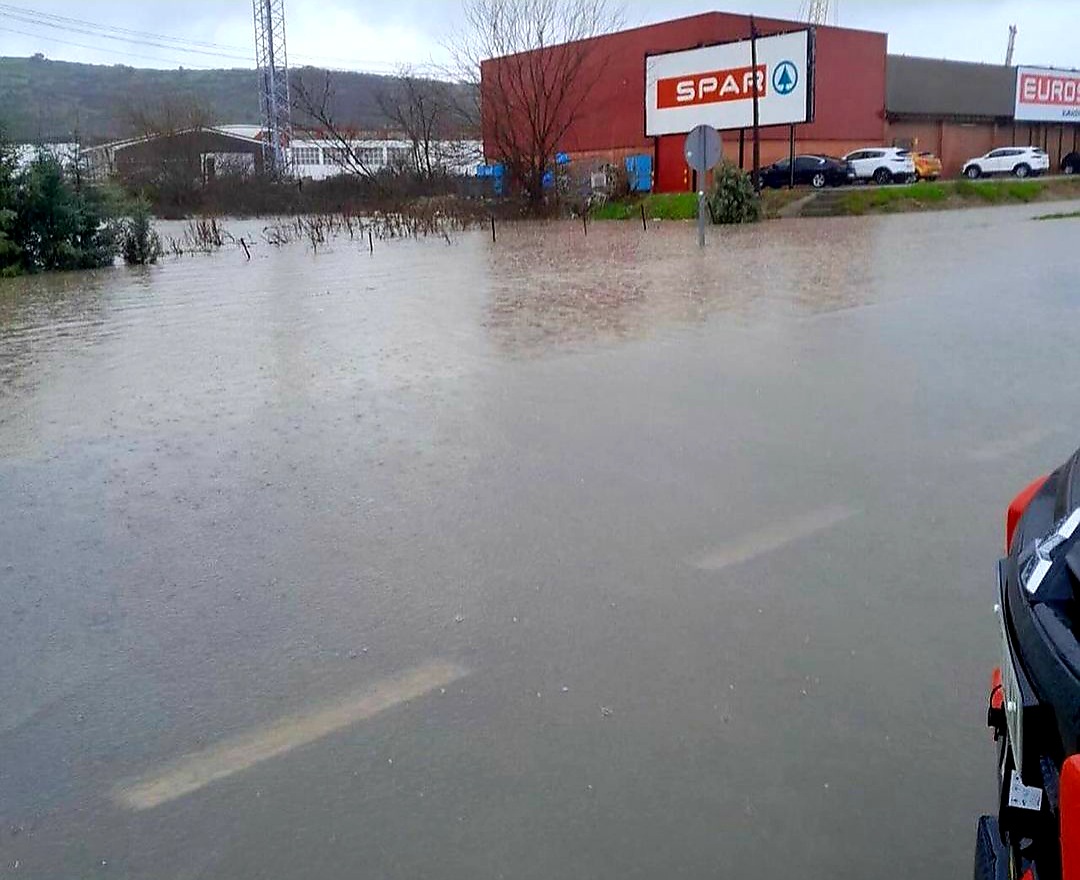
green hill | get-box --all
[0,56,418,143]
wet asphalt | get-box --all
[3,204,1080,879]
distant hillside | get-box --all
[0,56,428,143]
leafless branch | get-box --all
[445,0,623,207]
[292,71,382,185]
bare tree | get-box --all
[375,66,455,181]
[292,71,382,184]
[447,0,623,208]
[124,93,216,139]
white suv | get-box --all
[843,147,916,185]
[962,147,1050,179]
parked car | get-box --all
[758,155,855,189]
[962,146,1049,179]
[1063,151,1080,175]
[842,147,916,184]
[913,151,943,181]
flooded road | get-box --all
[3,205,1080,879]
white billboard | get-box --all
[1015,66,1080,123]
[645,30,814,137]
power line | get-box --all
[0,9,254,62]
[0,24,216,68]
[0,3,248,52]
[0,2,443,74]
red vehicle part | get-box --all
[1062,757,1080,880]
[1007,476,1050,552]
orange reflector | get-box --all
[991,667,1004,711]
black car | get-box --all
[1063,151,1080,175]
[758,155,855,189]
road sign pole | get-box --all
[684,124,721,250]
[750,15,761,194]
[789,124,796,189]
[697,192,706,249]
[697,125,706,249]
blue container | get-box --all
[475,164,506,196]
[624,154,653,193]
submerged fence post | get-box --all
[490,215,496,243]
[640,204,647,232]
[582,212,588,237]
[368,229,374,254]
[239,237,251,260]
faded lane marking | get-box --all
[694,505,859,571]
[113,660,467,811]
[966,427,1055,463]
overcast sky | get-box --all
[1,1,1076,73]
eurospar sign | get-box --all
[645,30,814,137]
[1015,67,1080,123]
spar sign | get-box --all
[645,30,814,137]
[1015,67,1080,123]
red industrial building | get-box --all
[480,11,1079,191]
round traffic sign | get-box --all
[684,124,722,174]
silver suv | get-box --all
[843,147,917,185]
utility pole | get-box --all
[1005,25,1018,66]
[253,0,292,178]
[750,15,761,194]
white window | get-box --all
[387,146,414,166]
[354,146,383,167]
[291,145,321,166]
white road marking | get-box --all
[694,505,859,571]
[113,660,467,811]
[966,427,1055,463]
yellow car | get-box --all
[913,152,943,181]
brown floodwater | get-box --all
[3,205,1080,879]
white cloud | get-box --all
[2,0,1077,70]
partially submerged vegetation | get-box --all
[590,192,699,221]
[841,176,1080,216]
[1034,209,1080,221]
[162,198,491,260]
[594,176,1080,223]
[592,163,762,225]
[1,136,164,275]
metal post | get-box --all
[750,16,761,194]
[1059,125,1065,168]
[697,126,706,249]
[738,129,745,170]
[788,124,796,189]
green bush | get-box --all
[121,199,163,265]
[707,162,761,225]
[0,135,18,275]
[11,154,119,273]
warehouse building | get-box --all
[886,56,1079,177]
[480,11,1078,192]
[83,127,265,184]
